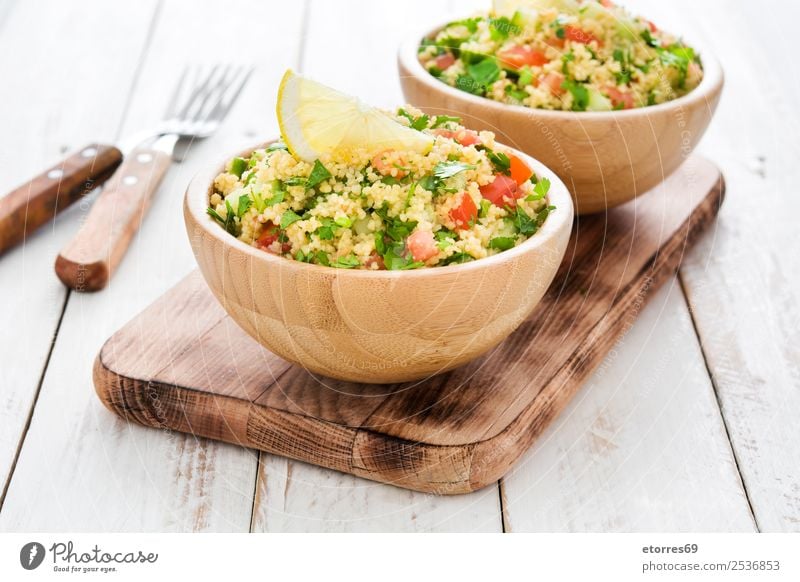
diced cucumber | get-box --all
[586,88,613,111]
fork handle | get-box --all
[55,147,172,292]
[0,143,122,256]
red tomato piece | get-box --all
[600,0,615,6]
[432,128,481,147]
[605,86,635,109]
[508,154,533,185]
[256,223,283,253]
[449,193,478,229]
[498,45,548,69]
[480,174,519,207]
[564,25,602,46]
[406,229,438,262]
[648,20,658,33]
[539,71,565,95]
[434,52,456,70]
[545,36,565,49]
[372,150,407,178]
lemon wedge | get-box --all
[276,70,433,162]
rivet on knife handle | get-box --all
[54,148,171,292]
[0,144,123,256]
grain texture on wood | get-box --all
[55,147,172,292]
[0,0,155,509]
[93,156,723,494]
[501,280,756,532]
[0,143,122,256]
[0,0,307,531]
[643,0,800,532]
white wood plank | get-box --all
[0,0,157,505]
[252,457,502,532]
[250,0,504,532]
[656,0,800,531]
[502,280,756,531]
[0,0,307,531]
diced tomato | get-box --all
[605,86,635,110]
[648,20,658,33]
[539,71,565,95]
[434,52,456,70]
[372,150,407,178]
[545,36,565,49]
[256,223,290,254]
[364,253,386,270]
[432,128,481,147]
[600,0,615,7]
[497,45,548,70]
[508,154,533,186]
[449,193,478,229]
[564,25,602,46]
[480,174,519,207]
[406,230,438,262]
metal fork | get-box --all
[55,64,253,292]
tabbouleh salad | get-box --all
[418,0,703,111]
[208,107,554,270]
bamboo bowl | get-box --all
[398,26,724,214]
[184,142,573,384]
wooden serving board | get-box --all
[94,155,724,495]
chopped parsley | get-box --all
[487,151,511,175]
[332,255,360,269]
[280,209,303,229]
[431,115,461,128]
[229,157,248,178]
[433,160,476,180]
[306,159,332,189]
[561,79,590,112]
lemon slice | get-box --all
[277,70,433,162]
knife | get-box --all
[0,144,123,256]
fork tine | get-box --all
[190,64,238,123]
[174,64,221,121]
[163,66,190,120]
[206,66,253,123]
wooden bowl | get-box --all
[184,142,573,384]
[398,26,724,214]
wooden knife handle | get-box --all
[0,143,122,255]
[55,147,172,292]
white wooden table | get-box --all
[0,0,797,533]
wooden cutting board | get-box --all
[94,155,724,494]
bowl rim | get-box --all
[397,20,724,120]
[185,140,574,279]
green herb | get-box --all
[433,160,475,180]
[479,198,492,218]
[613,49,632,85]
[207,204,238,236]
[431,115,461,128]
[266,142,288,152]
[374,206,418,242]
[555,27,565,39]
[248,155,260,168]
[659,44,695,89]
[280,209,303,229]
[306,159,332,189]
[513,204,555,236]
[229,157,248,178]
[466,58,501,87]
[526,177,551,201]
[455,74,485,96]
[489,16,519,41]
[332,255,361,269]
[382,242,423,270]
[442,252,474,265]
[380,175,401,185]
[283,176,307,187]
[265,181,286,206]
[398,108,431,131]
[374,231,387,255]
[434,229,455,250]
[562,79,590,111]
[489,236,516,250]
[237,195,252,217]
[243,171,258,186]
[515,67,533,89]
[641,28,660,48]
[487,151,511,175]
[316,217,336,240]
[405,182,417,209]
[418,174,439,192]
[504,85,529,102]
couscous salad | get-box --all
[207,71,554,270]
[418,0,703,111]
